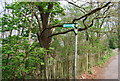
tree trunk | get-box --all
[40,29,52,49]
[34,3,54,79]
[38,13,52,79]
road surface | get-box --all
[100,49,119,79]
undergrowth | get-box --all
[96,50,117,67]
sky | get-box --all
[0,0,119,13]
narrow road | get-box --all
[79,49,119,79]
[100,49,119,79]
[101,54,118,79]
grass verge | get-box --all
[96,49,117,67]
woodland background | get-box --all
[0,1,119,80]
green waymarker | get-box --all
[62,23,78,80]
[63,24,77,28]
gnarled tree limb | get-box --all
[47,2,111,37]
[67,1,86,14]
[48,14,110,38]
[42,2,111,30]
[72,2,111,23]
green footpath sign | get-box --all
[62,23,78,80]
[63,23,77,28]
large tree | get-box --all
[1,2,112,49]
[1,1,115,79]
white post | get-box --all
[74,28,78,81]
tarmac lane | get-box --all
[102,54,118,79]
[100,49,119,79]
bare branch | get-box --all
[26,3,41,35]
[30,4,42,31]
[48,26,91,38]
[67,1,86,14]
[33,11,42,30]
[22,5,40,36]
[48,15,110,38]
[38,2,111,37]
[72,2,111,23]
[40,24,63,37]
[37,2,53,31]
[82,4,111,28]
[89,29,117,33]
[82,17,88,28]
[46,2,53,18]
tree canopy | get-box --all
[1,1,118,80]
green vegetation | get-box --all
[88,70,94,75]
[2,36,50,79]
[1,1,118,80]
[97,49,116,67]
